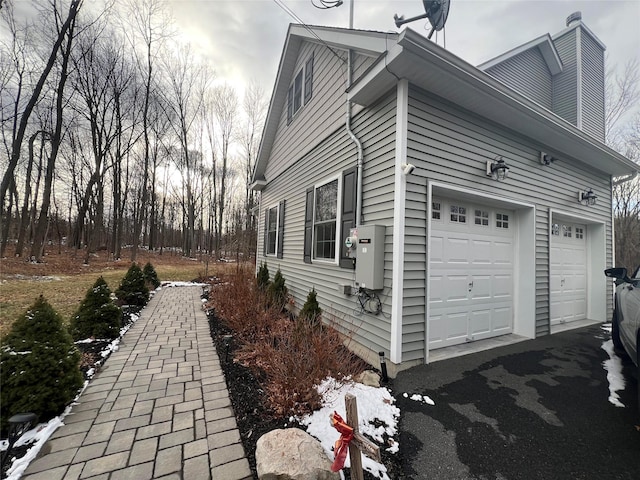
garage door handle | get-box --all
[468,281,473,291]
[627,285,634,291]
[561,279,565,286]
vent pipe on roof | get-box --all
[566,11,582,27]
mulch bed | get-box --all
[205,304,407,479]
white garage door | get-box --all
[550,221,587,326]
[429,198,515,349]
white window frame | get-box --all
[265,204,279,256]
[287,54,314,123]
[312,174,341,264]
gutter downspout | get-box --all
[345,7,363,226]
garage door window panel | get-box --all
[450,205,466,223]
[475,209,489,226]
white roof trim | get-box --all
[478,34,563,76]
[349,29,637,177]
[251,24,394,185]
[552,20,606,51]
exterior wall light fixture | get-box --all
[578,188,597,206]
[486,156,510,181]
[540,152,555,165]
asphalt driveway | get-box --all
[393,325,640,480]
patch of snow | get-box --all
[601,339,626,407]
[161,281,208,288]
[403,392,435,406]
[298,377,400,480]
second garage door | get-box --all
[429,198,515,350]
[550,221,587,326]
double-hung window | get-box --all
[266,206,278,255]
[304,167,357,268]
[313,179,338,260]
[263,201,285,258]
[287,53,314,124]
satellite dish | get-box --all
[394,0,451,39]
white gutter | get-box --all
[612,170,638,186]
[345,40,364,225]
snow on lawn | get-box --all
[0,386,89,480]
[161,281,208,288]
[601,337,626,407]
[298,377,400,480]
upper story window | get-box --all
[287,53,314,125]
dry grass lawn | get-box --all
[0,248,238,338]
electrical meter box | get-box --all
[354,225,385,290]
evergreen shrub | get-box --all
[142,262,161,289]
[0,296,84,433]
[299,288,322,328]
[115,263,149,307]
[69,276,121,341]
[267,268,288,310]
[256,262,270,291]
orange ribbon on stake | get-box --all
[329,411,354,472]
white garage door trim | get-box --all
[548,209,607,332]
[425,182,537,364]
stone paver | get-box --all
[21,286,251,480]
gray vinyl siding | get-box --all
[552,30,578,126]
[266,40,349,181]
[484,48,553,110]
[257,90,398,358]
[580,32,606,142]
[404,85,612,358]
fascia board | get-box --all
[478,34,563,76]
[352,28,637,177]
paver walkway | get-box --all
[21,285,252,480]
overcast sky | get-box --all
[166,0,640,97]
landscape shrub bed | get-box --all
[206,265,368,417]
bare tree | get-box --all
[123,0,173,261]
[606,59,640,270]
[0,0,82,242]
[239,81,266,257]
[162,45,208,257]
[211,83,237,257]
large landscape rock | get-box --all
[355,370,381,387]
[256,428,339,480]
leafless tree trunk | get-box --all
[1,0,82,228]
[211,83,237,257]
[30,2,79,261]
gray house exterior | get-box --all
[251,15,639,376]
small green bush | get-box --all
[257,262,270,291]
[143,262,161,289]
[299,288,322,328]
[115,263,149,307]
[69,276,122,341]
[267,268,288,310]
[1,296,84,433]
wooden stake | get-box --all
[344,393,381,480]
